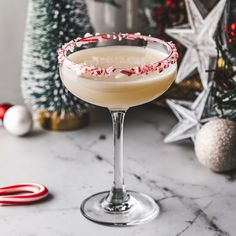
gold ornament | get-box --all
[37,110,89,131]
[154,74,203,107]
[217,57,225,68]
[195,119,236,172]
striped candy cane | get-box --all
[0,183,48,206]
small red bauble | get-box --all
[166,0,175,8]
[0,103,13,122]
[230,22,236,31]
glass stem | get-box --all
[105,110,129,208]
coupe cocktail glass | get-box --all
[58,33,178,226]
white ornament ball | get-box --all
[195,119,236,172]
[3,105,33,136]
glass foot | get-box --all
[80,190,160,226]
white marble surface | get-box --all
[0,105,235,236]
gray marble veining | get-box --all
[0,106,235,236]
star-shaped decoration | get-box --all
[164,83,216,143]
[165,0,226,89]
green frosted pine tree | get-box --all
[21,0,94,121]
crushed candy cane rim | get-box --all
[57,32,178,78]
[0,183,48,206]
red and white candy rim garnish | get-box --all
[57,32,178,78]
[0,183,48,206]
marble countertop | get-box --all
[0,105,235,236]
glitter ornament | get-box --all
[3,105,33,136]
[195,119,236,172]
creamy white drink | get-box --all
[60,46,177,110]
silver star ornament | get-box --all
[165,0,226,89]
[164,83,216,143]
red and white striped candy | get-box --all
[58,32,179,78]
[0,183,48,206]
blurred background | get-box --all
[0,0,235,136]
[0,0,215,104]
[0,0,142,104]
[0,0,28,103]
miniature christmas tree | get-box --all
[21,0,94,130]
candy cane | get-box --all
[0,183,48,206]
[57,32,179,78]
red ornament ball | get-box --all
[0,103,13,122]
[230,22,236,31]
[166,0,175,8]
